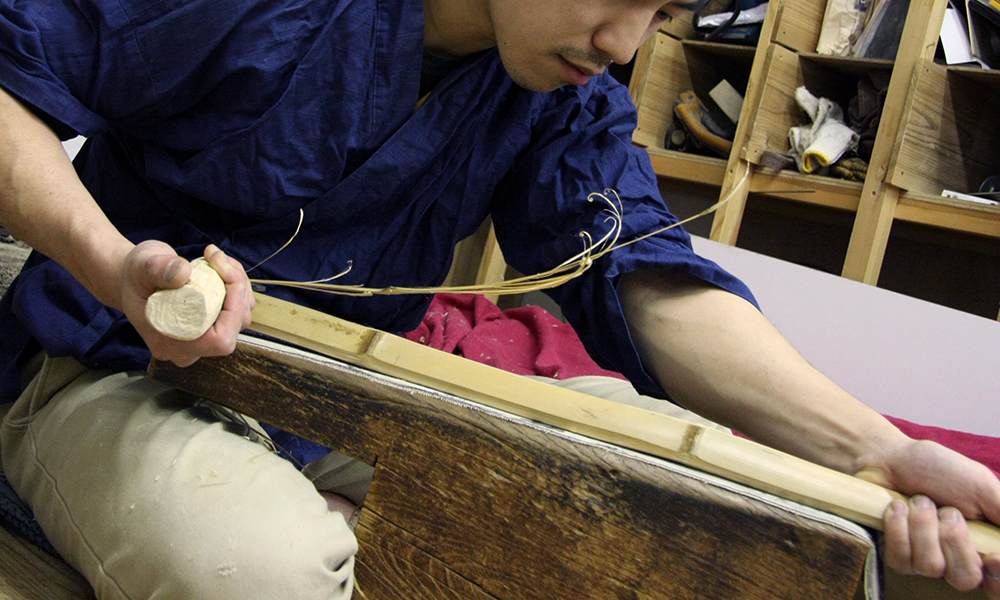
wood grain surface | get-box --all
[0,526,93,600]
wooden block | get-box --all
[150,336,876,599]
[709,79,744,124]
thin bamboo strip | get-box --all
[247,292,1000,556]
[245,179,742,299]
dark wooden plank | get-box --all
[151,338,871,600]
[0,526,93,600]
[355,514,499,600]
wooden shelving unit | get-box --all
[629,0,1000,320]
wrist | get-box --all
[68,224,134,311]
[851,419,912,488]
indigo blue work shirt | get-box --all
[0,0,756,406]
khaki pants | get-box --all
[1,355,357,600]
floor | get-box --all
[0,526,92,600]
[0,239,29,298]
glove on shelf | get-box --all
[788,86,858,174]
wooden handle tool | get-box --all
[145,257,226,340]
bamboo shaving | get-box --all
[247,209,305,274]
[249,169,751,297]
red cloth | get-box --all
[405,294,1000,477]
[886,416,1000,479]
[403,294,625,381]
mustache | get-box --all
[556,46,614,71]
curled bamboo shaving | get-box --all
[249,169,750,297]
[247,209,305,274]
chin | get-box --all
[507,70,564,93]
[501,57,564,93]
[513,79,562,93]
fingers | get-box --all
[124,243,253,367]
[884,496,986,593]
[203,244,239,284]
[985,556,1000,598]
[126,240,192,295]
[884,499,924,575]
[203,244,254,335]
[938,507,985,591]
[909,496,946,578]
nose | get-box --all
[592,10,653,65]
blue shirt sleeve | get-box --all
[490,76,757,400]
[0,0,321,142]
[0,0,110,137]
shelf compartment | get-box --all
[658,0,755,45]
[646,147,728,186]
[896,191,1000,239]
[889,59,1000,198]
[771,0,909,59]
[631,34,753,154]
[745,46,894,164]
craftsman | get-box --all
[0,0,998,598]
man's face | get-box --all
[488,0,699,92]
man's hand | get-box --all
[120,241,255,367]
[859,439,1000,595]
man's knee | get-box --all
[2,362,358,600]
[103,416,360,599]
[136,504,357,600]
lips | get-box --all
[560,57,599,86]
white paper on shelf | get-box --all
[942,189,1000,205]
[940,7,977,64]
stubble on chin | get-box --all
[501,55,562,92]
[505,50,613,93]
[497,37,615,92]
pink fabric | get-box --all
[403,294,625,381]
[404,294,999,477]
[886,416,1000,479]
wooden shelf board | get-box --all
[796,52,895,76]
[889,59,1000,195]
[946,64,1000,89]
[748,170,862,211]
[680,39,757,61]
[896,191,1000,239]
[645,147,728,186]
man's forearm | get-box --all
[0,86,132,309]
[619,268,908,477]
